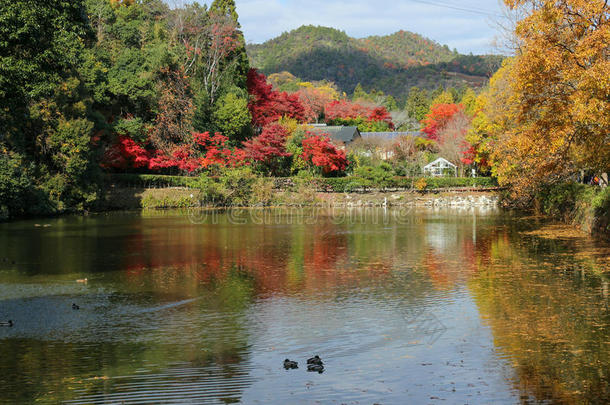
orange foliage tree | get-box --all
[421,103,464,141]
[492,0,610,195]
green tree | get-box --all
[430,90,454,106]
[384,95,399,112]
[405,87,430,121]
[209,0,240,24]
[0,0,93,138]
[213,92,252,143]
[352,83,369,101]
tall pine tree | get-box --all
[209,0,240,25]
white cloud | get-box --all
[198,0,506,54]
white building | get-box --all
[423,158,457,177]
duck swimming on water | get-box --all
[0,320,14,327]
[307,355,323,366]
[72,303,80,310]
[307,364,324,373]
[283,359,298,369]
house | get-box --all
[423,158,457,177]
[309,125,362,147]
[360,131,422,140]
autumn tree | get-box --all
[436,110,472,176]
[178,11,242,105]
[492,0,610,196]
[467,61,516,174]
[247,69,305,129]
[242,123,291,175]
[296,83,339,123]
[324,100,370,121]
[208,0,250,87]
[421,103,464,140]
[150,69,194,153]
[301,133,348,175]
[430,90,455,106]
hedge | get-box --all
[107,174,200,188]
[108,174,498,192]
[310,176,498,192]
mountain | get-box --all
[246,26,503,100]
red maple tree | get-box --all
[247,69,306,129]
[368,107,395,130]
[301,133,348,174]
[103,131,247,173]
[421,103,464,140]
[101,135,151,170]
[324,100,370,121]
[242,123,292,175]
[295,87,335,123]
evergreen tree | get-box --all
[405,87,430,122]
[384,95,399,112]
[352,83,368,101]
[209,0,240,26]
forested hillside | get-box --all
[247,25,503,100]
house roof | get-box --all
[361,131,422,140]
[424,157,457,169]
[310,126,361,144]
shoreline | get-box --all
[4,185,606,240]
[101,187,500,211]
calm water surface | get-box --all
[0,208,608,404]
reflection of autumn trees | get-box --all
[419,213,501,289]
[469,237,610,403]
[116,210,513,295]
[118,214,412,295]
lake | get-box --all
[0,207,608,404]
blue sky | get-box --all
[197,0,508,55]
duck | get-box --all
[0,320,14,327]
[307,364,324,373]
[72,303,80,310]
[76,278,88,284]
[283,359,298,369]
[307,355,323,366]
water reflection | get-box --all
[0,208,608,403]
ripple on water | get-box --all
[65,363,255,404]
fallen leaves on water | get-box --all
[521,225,588,240]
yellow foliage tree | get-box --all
[460,88,478,117]
[493,0,610,197]
[467,60,519,175]
[430,90,454,106]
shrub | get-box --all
[535,183,610,235]
[354,163,394,189]
[415,178,427,191]
[195,167,263,207]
